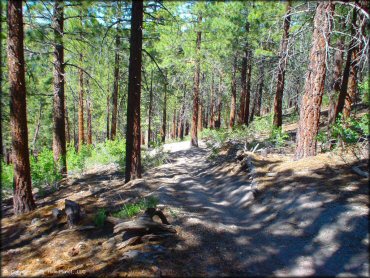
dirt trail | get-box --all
[143,141,369,276]
[1,140,368,277]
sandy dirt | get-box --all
[1,140,369,277]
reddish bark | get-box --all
[125,0,143,182]
[111,31,120,140]
[191,13,202,147]
[295,2,334,159]
[334,8,357,121]
[273,0,292,128]
[8,0,36,214]
[229,56,237,129]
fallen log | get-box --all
[113,219,176,235]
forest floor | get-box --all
[1,138,369,276]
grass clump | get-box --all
[94,208,107,227]
[112,196,159,219]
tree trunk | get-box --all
[254,61,264,118]
[125,0,143,182]
[111,30,120,140]
[32,102,43,153]
[191,13,202,147]
[52,0,67,175]
[334,8,357,122]
[327,22,345,127]
[147,70,153,147]
[244,53,252,125]
[343,12,362,119]
[273,0,292,128]
[7,0,36,214]
[172,109,176,139]
[198,100,203,133]
[178,90,185,140]
[215,74,222,129]
[78,54,85,150]
[161,80,167,143]
[106,95,110,140]
[209,73,215,129]
[229,56,237,129]
[239,51,247,125]
[295,2,334,159]
[86,90,92,145]
[65,95,71,144]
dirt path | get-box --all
[1,140,368,277]
[142,141,369,276]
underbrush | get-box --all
[112,196,159,219]
[67,139,126,172]
[142,146,169,170]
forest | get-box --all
[1,0,369,276]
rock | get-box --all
[77,241,88,251]
[260,149,268,157]
[266,172,277,177]
[67,247,79,257]
[31,218,42,226]
[52,208,63,219]
[122,250,140,260]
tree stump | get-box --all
[65,199,81,228]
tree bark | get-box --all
[209,73,215,128]
[191,13,202,147]
[239,51,247,125]
[198,99,203,133]
[161,80,167,143]
[78,12,84,151]
[229,56,237,129]
[111,29,120,140]
[215,74,222,129]
[106,95,110,140]
[273,0,292,128]
[125,0,143,182]
[52,0,67,175]
[327,22,345,127]
[254,61,264,118]
[147,70,153,147]
[86,81,92,145]
[7,0,36,214]
[295,2,334,159]
[178,90,185,140]
[334,7,357,121]
[244,53,252,125]
[65,95,71,144]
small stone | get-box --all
[67,247,79,257]
[77,242,88,250]
[266,172,277,177]
[122,250,140,260]
[31,218,42,226]
[52,208,63,219]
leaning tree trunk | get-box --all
[333,7,357,122]
[7,0,36,214]
[229,56,237,129]
[327,23,345,127]
[191,13,202,147]
[111,31,120,140]
[273,0,292,128]
[295,2,334,159]
[52,0,67,175]
[147,70,153,147]
[343,12,363,119]
[125,0,143,182]
[244,52,252,125]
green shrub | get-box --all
[85,139,126,169]
[30,148,62,187]
[94,208,107,227]
[112,196,159,219]
[331,113,368,144]
[1,162,13,189]
[359,79,370,106]
[66,144,87,172]
[269,127,289,147]
[142,146,168,170]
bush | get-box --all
[269,127,289,147]
[66,144,89,172]
[85,139,126,169]
[331,113,369,144]
[359,79,369,106]
[30,148,62,187]
[142,146,168,170]
[1,162,13,189]
[112,196,159,219]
